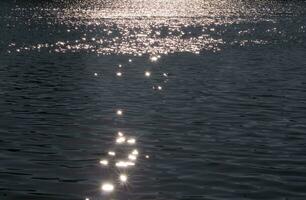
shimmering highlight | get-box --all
[101,183,114,192]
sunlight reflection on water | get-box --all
[6,0,295,56]
[83,55,170,200]
[95,123,140,198]
[2,1,306,199]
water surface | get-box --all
[1,0,306,199]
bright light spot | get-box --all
[157,86,163,90]
[118,64,122,68]
[108,151,116,156]
[100,159,108,166]
[132,149,139,155]
[116,136,126,144]
[150,56,159,62]
[118,131,124,136]
[85,198,89,200]
[127,138,136,144]
[116,161,127,167]
[145,71,151,77]
[116,109,123,115]
[119,174,128,183]
[126,161,135,166]
[94,73,98,76]
[115,161,135,168]
[101,183,114,192]
[116,72,122,77]
[145,155,150,159]
[128,59,132,63]
[128,154,137,161]
[163,73,168,77]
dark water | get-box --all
[1,0,306,199]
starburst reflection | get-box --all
[116,136,126,144]
[100,159,108,166]
[116,72,122,77]
[132,149,139,155]
[150,56,159,62]
[115,161,135,168]
[119,174,128,183]
[101,183,114,192]
[145,71,151,77]
[116,109,123,116]
[128,154,137,161]
[127,138,136,144]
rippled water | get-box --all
[1,0,306,199]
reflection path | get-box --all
[85,55,167,200]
